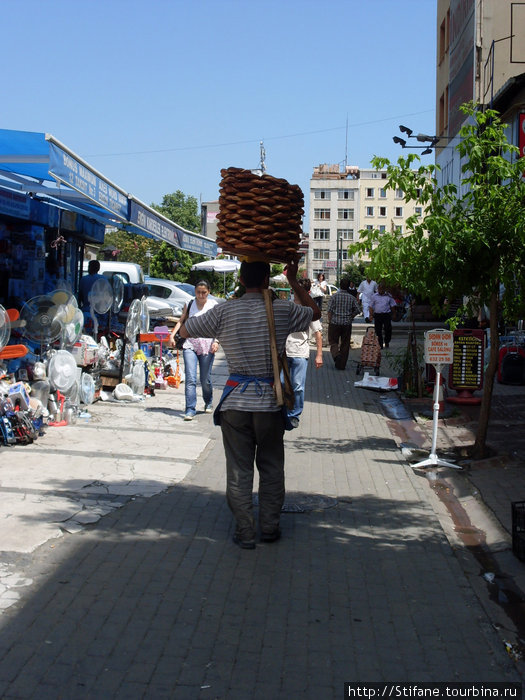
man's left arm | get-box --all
[314,330,323,368]
[286,260,321,321]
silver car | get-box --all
[144,277,223,306]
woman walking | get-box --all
[311,272,327,309]
[169,280,219,420]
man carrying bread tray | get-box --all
[178,258,321,550]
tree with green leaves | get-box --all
[104,190,211,284]
[149,191,206,280]
[349,102,525,459]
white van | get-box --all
[82,261,144,285]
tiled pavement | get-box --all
[0,321,523,698]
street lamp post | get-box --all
[336,230,343,283]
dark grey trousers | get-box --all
[220,410,285,538]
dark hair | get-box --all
[297,277,311,292]
[88,260,101,275]
[195,279,211,291]
[317,273,325,281]
[340,277,350,291]
[240,261,270,288]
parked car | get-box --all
[144,277,223,306]
[81,262,182,323]
[326,284,339,295]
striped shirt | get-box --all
[327,291,360,325]
[185,292,313,412]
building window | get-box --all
[314,190,331,200]
[366,187,374,198]
[366,206,374,216]
[337,228,354,240]
[379,206,387,217]
[314,208,330,220]
[379,188,387,198]
[415,207,422,217]
[379,225,386,233]
[337,189,354,200]
[313,249,330,260]
[415,188,422,198]
[395,225,403,234]
[395,188,404,199]
[341,250,349,260]
[337,208,354,220]
[313,228,330,240]
[395,206,403,217]
[366,225,374,231]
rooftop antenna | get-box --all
[260,141,266,174]
[344,114,348,169]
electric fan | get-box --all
[0,305,11,353]
[52,290,84,347]
[79,371,96,405]
[140,298,150,334]
[126,299,142,342]
[19,295,63,347]
[89,277,113,337]
[112,274,125,314]
[47,349,78,394]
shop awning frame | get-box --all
[0,129,217,257]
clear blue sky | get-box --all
[3,0,437,216]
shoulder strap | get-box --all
[181,298,194,324]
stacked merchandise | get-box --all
[216,167,304,262]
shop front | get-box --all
[0,129,216,447]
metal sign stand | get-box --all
[412,363,461,470]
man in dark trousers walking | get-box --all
[369,283,397,348]
[178,259,321,549]
[327,277,361,370]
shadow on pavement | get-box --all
[0,479,517,696]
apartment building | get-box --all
[308,164,424,282]
[436,0,525,187]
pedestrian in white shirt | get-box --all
[357,277,378,323]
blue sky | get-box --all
[3,0,437,216]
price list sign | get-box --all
[448,329,484,391]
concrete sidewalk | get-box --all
[0,333,522,697]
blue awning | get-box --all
[0,128,217,257]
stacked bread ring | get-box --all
[216,166,304,262]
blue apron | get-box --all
[213,374,295,431]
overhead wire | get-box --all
[86,109,435,159]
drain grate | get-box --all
[253,492,338,513]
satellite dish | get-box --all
[19,295,63,344]
[48,349,78,393]
[0,304,11,351]
[79,372,96,405]
[112,274,125,314]
[126,299,141,342]
[140,299,150,333]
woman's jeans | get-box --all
[183,349,214,416]
[285,356,308,420]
